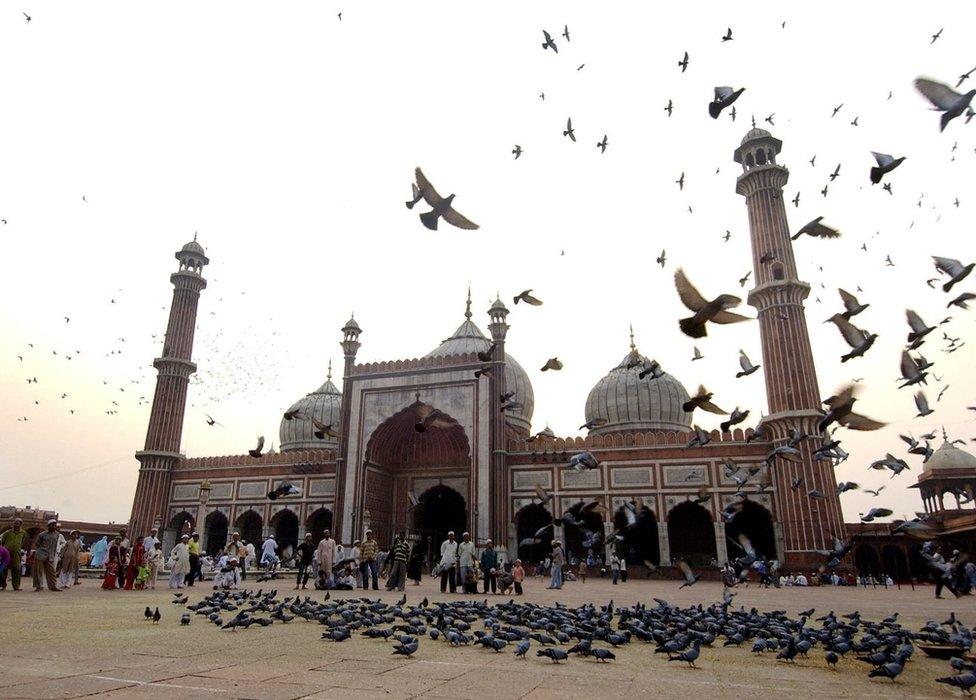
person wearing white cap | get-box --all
[31,520,61,591]
[439,531,459,593]
[168,534,191,589]
[142,527,159,558]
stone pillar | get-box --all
[658,527,671,565]
[714,521,728,564]
[774,522,786,563]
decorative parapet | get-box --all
[353,352,482,375]
[507,427,757,453]
[177,449,336,470]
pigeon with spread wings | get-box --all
[818,384,885,432]
[411,168,479,231]
[708,86,745,119]
[674,268,750,338]
[414,405,457,433]
[248,436,266,458]
[914,77,975,132]
[932,256,974,293]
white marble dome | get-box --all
[923,440,976,473]
[584,344,692,435]
[279,367,342,451]
[425,302,534,435]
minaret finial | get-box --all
[942,425,948,441]
[327,358,332,381]
[751,114,756,129]
[629,324,636,351]
[193,231,198,242]
[464,284,472,320]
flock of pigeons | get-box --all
[144,588,976,691]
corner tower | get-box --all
[129,237,208,537]
[734,129,845,567]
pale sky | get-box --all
[1,2,974,526]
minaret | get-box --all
[129,238,208,537]
[487,292,509,543]
[334,314,362,542]
[734,129,845,567]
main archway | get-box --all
[515,504,553,564]
[234,510,263,549]
[614,505,660,566]
[725,500,777,561]
[667,501,716,567]
[412,484,466,568]
[204,511,229,556]
[881,544,909,581]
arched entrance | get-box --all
[564,506,604,563]
[515,504,553,564]
[168,511,194,538]
[667,501,716,567]
[306,508,333,544]
[726,500,777,561]
[854,544,881,578]
[364,400,472,544]
[234,510,263,549]
[204,511,229,556]
[272,509,300,557]
[614,506,659,566]
[412,485,466,568]
[881,544,909,581]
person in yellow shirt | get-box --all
[185,532,202,587]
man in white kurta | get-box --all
[316,531,336,587]
[168,535,190,589]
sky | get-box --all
[1,2,974,526]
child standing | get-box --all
[512,559,525,595]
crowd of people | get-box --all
[5,517,975,600]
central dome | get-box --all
[279,362,342,451]
[424,293,533,435]
[584,339,692,435]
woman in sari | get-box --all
[101,536,122,590]
[124,536,145,590]
[89,536,109,568]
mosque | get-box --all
[126,129,972,575]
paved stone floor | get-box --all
[0,574,970,699]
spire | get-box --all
[629,324,636,351]
[193,231,198,242]
[464,284,472,320]
[751,113,756,129]
[327,358,332,381]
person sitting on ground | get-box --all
[495,568,514,595]
[795,572,808,586]
[333,564,356,590]
[463,565,479,594]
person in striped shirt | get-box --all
[385,531,410,592]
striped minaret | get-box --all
[734,129,846,569]
[487,294,510,543]
[129,238,208,537]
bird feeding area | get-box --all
[2,578,976,698]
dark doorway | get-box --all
[273,509,300,557]
[235,510,263,550]
[306,508,333,544]
[412,485,466,567]
[726,500,777,561]
[854,544,881,578]
[881,545,909,581]
[614,506,660,566]
[515,504,554,564]
[564,505,604,564]
[168,511,194,538]
[667,501,716,567]
[204,511,229,556]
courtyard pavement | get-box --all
[0,573,968,699]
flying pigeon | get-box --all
[792,216,840,240]
[932,256,974,293]
[914,77,976,132]
[410,168,479,231]
[674,268,749,338]
[869,152,905,184]
[736,350,760,377]
[709,86,745,119]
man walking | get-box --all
[439,531,458,593]
[480,540,499,594]
[0,517,27,591]
[457,532,475,592]
[185,532,202,586]
[31,519,61,592]
[386,531,410,592]
[359,530,379,590]
[142,527,159,557]
[295,533,315,590]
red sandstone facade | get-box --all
[129,130,852,572]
